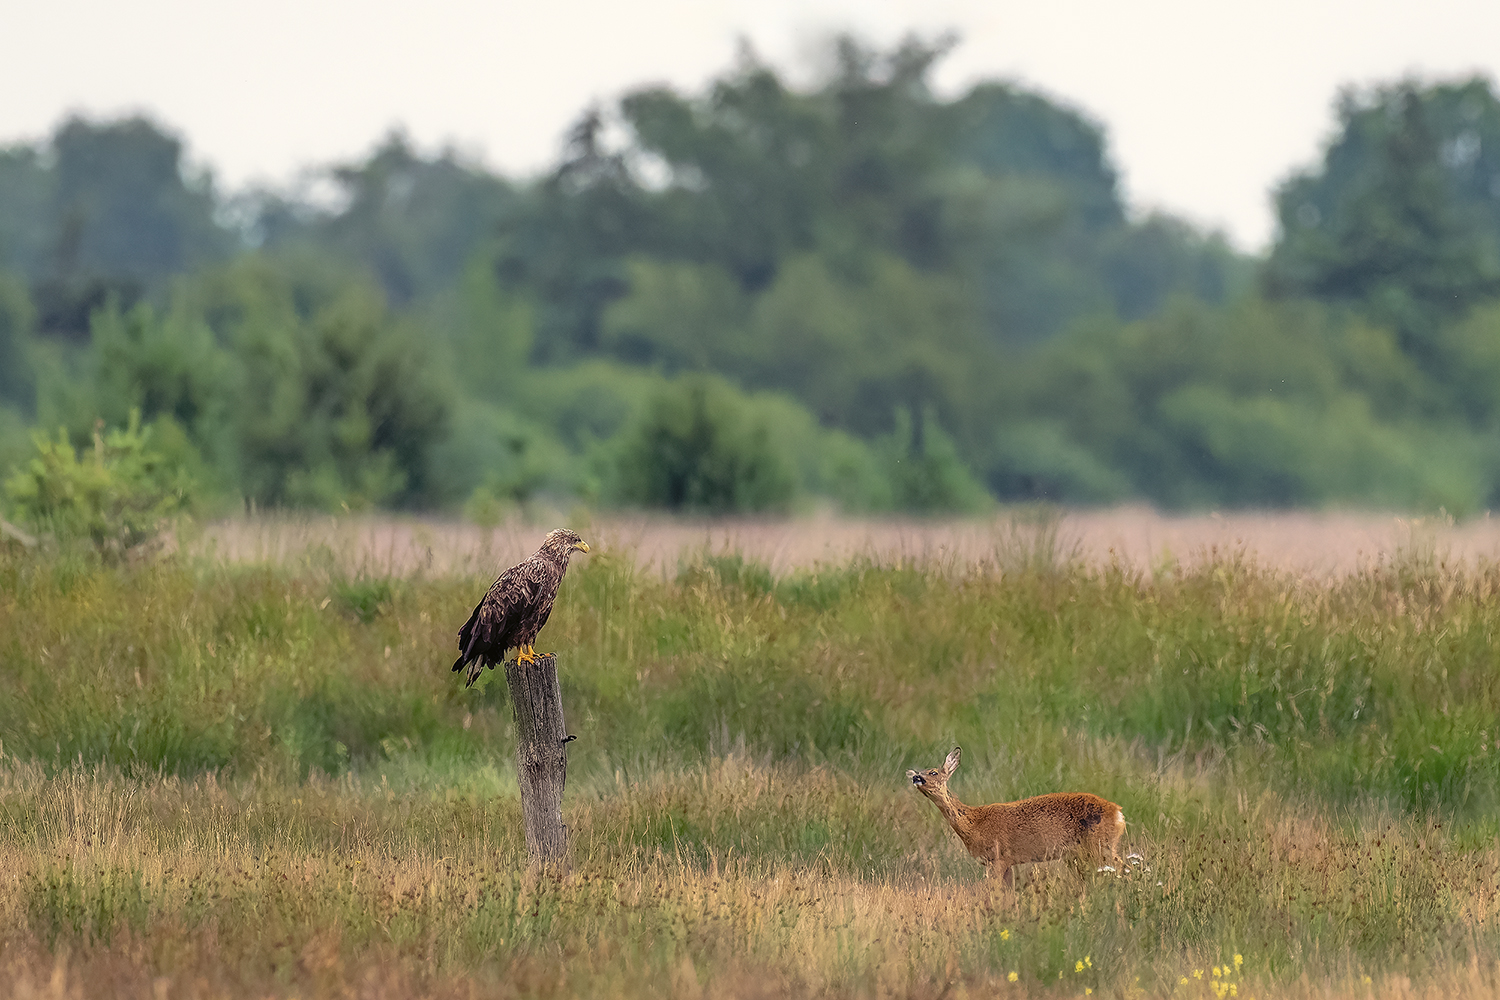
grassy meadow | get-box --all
[2,517,1500,998]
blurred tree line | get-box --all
[4,37,1500,525]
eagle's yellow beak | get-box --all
[573,541,590,553]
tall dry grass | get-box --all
[3,514,1500,996]
[197,507,1500,577]
[2,757,1498,999]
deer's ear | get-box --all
[944,746,961,774]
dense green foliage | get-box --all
[1,536,1499,995]
[613,376,797,514]
[2,411,196,553]
[1267,80,1500,359]
[4,42,1500,517]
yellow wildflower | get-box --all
[1214,966,1222,978]
[1230,986,1237,997]
[1076,961,1084,973]
[1086,990,1093,996]
[1194,970,1204,980]
[1008,972,1018,983]
[1234,954,1244,969]
[1000,929,1010,941]
[1180,978,1189,986]
[1085,956,1092,968]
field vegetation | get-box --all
[2,518,1500,997]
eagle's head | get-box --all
[541,528,590,560]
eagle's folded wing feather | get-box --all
[454,563,527,676]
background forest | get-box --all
[5,37,1500,528]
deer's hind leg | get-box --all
[1104,807,1125,859]
[1083,808,1126,870]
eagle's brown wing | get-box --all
[515,560,564,650]
[452,553,559,686]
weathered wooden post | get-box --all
[503,652,570,866]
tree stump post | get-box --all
[503,653,570,866]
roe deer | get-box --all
[906,746,1124,887]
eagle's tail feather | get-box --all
[463,657,485,688]
[452,603,485,673]
[454,602,488,685]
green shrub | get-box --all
[878,407,991,514]
[613,375,795,514]
[988,420,1131,503]
[431,399,566,511]
[3,409,197,553]
[199,255,450,510]
[1157,386,1482,512]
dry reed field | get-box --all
[200,507,1500,578]
[4,511,1500,998]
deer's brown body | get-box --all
[906,747,1124,887]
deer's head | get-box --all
[906,746,961,799]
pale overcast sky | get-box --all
[4,0,1499,251]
